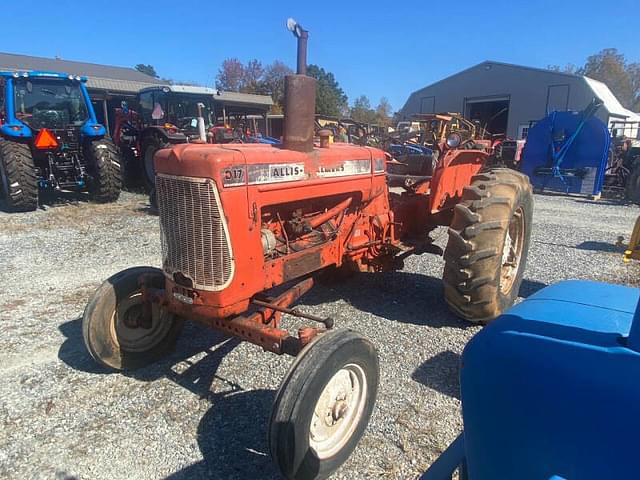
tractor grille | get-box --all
[156,174,234,291]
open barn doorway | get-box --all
[465,97,510,136]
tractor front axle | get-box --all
[139,275,324,356]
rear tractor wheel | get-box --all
[82,266,183,371]
[625,162,640,204]
[0,141,38,212]
[85,138,122,203]
[270,329,379,480]
[443,168,533,323]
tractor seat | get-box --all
[387,153,435,189]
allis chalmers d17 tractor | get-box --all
[0,71,121,211]
[83,20,533,480]
[113,85,229,190]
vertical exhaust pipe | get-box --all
[283,18,316,153]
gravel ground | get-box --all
[1,190,639,480]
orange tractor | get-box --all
[83,19,533,480]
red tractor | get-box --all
[83,20,533,480]
[112,85,232,190]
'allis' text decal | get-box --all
[221,159,375,187]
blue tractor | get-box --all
[0,71,122,212]
[423,279,640,480]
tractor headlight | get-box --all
[68,74,74,80]
[446,132,462,148]
[12,72,19,78]
[75,75,81,81]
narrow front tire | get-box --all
[82,266,183,371]
[269,329,379,480]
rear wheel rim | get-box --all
[309,363,368,460]
[500,206,525,295]
[110,291,173,352]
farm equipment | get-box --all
[83,19,533,480]
[112,85,222,189]
[422,280,640,480]
[385,113,510,188]
[623,215,640,263]
[521,98,620,199]
[0,71,121,211]
[608,125,640,202]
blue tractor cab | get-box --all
[423,279,640,479]
[0,71,121,211]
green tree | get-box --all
[215,58,245,91]
[307,64,348,116]
[261,61,293,113]
[375,97,393,126]
[241,59,264,94]
[350,95,377,124]
[134,64,158,78]
[549,49,640,111]
[578,49,637,110]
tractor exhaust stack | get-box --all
[283,18,315,153]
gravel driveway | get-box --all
[1,191,638,480]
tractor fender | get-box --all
[429,149,488,214]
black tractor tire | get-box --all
[83,266,183,371]
[0,141,38,212]
[443,168,533,323]
[85,138,122,203]
[625,162,640,204]
[142,137,170,191]
[270,329,379,480]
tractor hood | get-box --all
[153,143,386,192]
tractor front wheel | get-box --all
[142,137,170,191]
[85,138,122,203]
[443,168,533,323]
[269,329,379,480]
[82,266,183,371]
[0,141,38,212]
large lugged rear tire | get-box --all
[0,141,38,212]
[85,138,122,203]
[625,162,640,204]
[443,168,533,323]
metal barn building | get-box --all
[399,61,640,139]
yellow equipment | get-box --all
[623,216,640,262]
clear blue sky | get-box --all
[2,0,638,112]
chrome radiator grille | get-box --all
[156,174,234,291]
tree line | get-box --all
[548,48,640,111]
[213,58,393,125]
